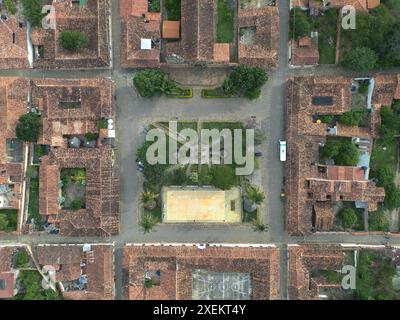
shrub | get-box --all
[211,166,237,190]
[16,113,41,142]
[133,70,176,98]
[339,208,358,229]
[96,119,108,130]
[140,213,159,234]
[70,200,84,211]
[145,278,154,288]
[5,0,17,15]
[0,215,9,231]
[368,211,389,231]
[320,115,334,124]
[15,250,30,268]
[85,132,99,142]
[384,183,400,210]
[60,31,89,51]
[341,47,377,72]
[339,111,367,126]
[372,166,394,187]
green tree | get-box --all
[16,113,41,142]
[21,0,46,27]
[211,166,237,190]
[334,139,360,166]
[368,211,390,231]
[320,115,334,124]
[246,185,266,206]
[320,140,340,161]
[140,213,158,234]
[339,111,366,126]
[339,208,358,229]
[0,215,9,231]
[140,191,158,210]
[60,31,89,51]
[222,66,268,100]
[384,183,400,210]
[133,70,176,98]
[341,47,377,72]
[379,23,400,66]
[15,250,30,268]
[5,0,17,15]
[372,166,394,187]
[289,9,311,40]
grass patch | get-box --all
[371,138,398,174]
[216,0,235,43]
[165,0,181,20]
[243,208,257,223]
[0,209,18,232]
[313,9,338,64]
[202,87,233,99]
[166,88,193,99]
[310,270,342,283]
[27,166,42,230]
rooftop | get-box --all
[291,36,319,67]
[36,244,115,300]
[30,0,111,69]
[285,76,385,235]
[122,244,280,300]
[288,244,345,300]
[0,4,29,69]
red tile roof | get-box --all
[122,244,280,300]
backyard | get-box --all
[289,8,339,64]
[165,0,181,20]
[216,0,235,43]
[351,250,400,300]
[0,209,18,232]
[13,271,63,301]
[60,168,87,211]
[27,166,42,230]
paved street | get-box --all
[1,0,400,301]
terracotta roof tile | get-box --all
[123,245,280,300]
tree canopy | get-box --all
[341,47,377,72]
[133,70,176,98]
[339,208,358,229]
[289,9,311,40]
[21,0,46,27]
[222,66,268,100]
[16,113,41,143]
[321,138,360,166]
[60,31,89,51]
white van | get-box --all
[279,140,287,162]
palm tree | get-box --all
[253,221,269,233]
[246,186,266,206]
[140,191,158,210]
[139,213,159,234]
